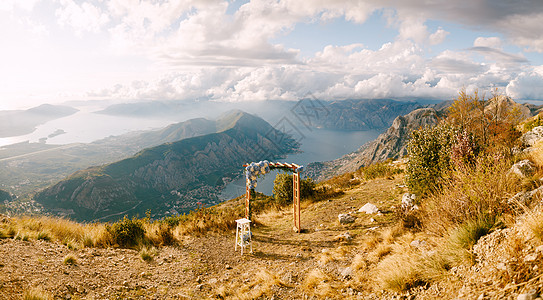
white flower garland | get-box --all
[245,161,303,189]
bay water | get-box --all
[219,128,381,200]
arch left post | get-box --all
[245,185,252,220]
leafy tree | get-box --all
[446,88,522,153]
[273,173,316,205]
[406,123,457,197]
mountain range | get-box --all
[33,111,298,222]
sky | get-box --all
[1,0,543,110]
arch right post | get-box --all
[293,171,301,233]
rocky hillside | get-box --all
[310,99,422,130]
[306,107,440,180]
[33,111,298,222]
[306,96,537,181]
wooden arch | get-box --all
[243,162,303,233]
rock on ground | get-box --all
[338,214,356,224]
[358,203,379,214]
[510,159,535,178]
[521,126,543,146]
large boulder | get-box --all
[510,159,535,178]
[521,126,543,146]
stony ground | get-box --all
[2,175,543,299]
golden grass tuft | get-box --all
[529,140,543,167]
[375,252,422,291]
[317,246,349,265]
[368,244,392,264]
[23,287,52,300]
[63,254,77,265]
[302,268,337,297]
[350,253,367,271]
[521,206,543,243]
[222,269,288,300]
[361,234,381,251]
[139,246,158,262]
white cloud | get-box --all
[474,37,502,49]
[55,0,110,36]
[90,35,536,103]
[2,0,543,106]
[384,0,543,52]
[0,0,41,12]
[506,67,543,99]
[429,27,448,45]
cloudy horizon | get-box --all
[1,0,543,110]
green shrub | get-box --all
[273,173,316,205]
[406,123,457,196]
[448,214,500,249]
[106,216,145,248]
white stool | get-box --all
[235,218,252,255]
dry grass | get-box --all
[361,234,382,251]
[170,206,245,237]
[0,204,245,249]
[217,269,289,299]
[381,225,404,244]
[523,207,543,243]
[529,141,543,167]
[423,155,520,236]
[376,252,421,291]
[317,246,349,265]
[63,254,77,265]
[367,244,392,264]
[145,222,176,246]
[1,216,108,248]
[302,268,340,298]
[23,287,52,300]
[356,161,403,180]
[139,246,158,262]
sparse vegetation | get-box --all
[520,112,543,133]
[23,287,52,300]
[139,246,157,262]
[63,254,77,265]
[358,161,403,180]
